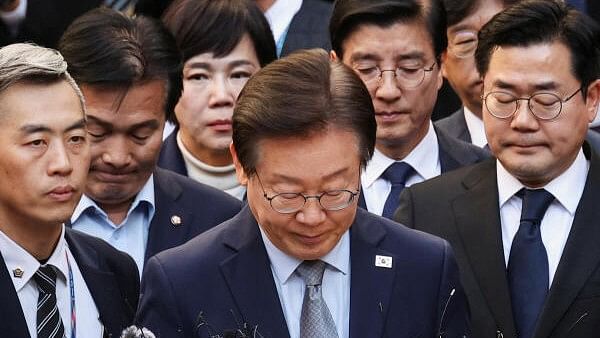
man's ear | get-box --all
[230,142,248,186]
[330,50,338,61]
[440,50,449,79]
[585,79,600,123]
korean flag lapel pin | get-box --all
[375,255,393,268]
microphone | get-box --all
[120,326,156,338]
[437,288,455,338]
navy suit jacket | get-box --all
[0,228,139,338]
[359,126,490,208]
[280,0,333,57]
[136,206,469,337]
[157,131,186,176]
[395,143,600,337]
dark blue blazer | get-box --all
[280,0,333,57]
[157,131,186,176]
[359,126,490,208]
[136,206,470,337]
[0,228,139,338]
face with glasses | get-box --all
[232,128,362,260]
[483,42,600,187]
[335,21,443,159]
[175,34,260,166]
[442,1,504,117]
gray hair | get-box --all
[0,43,85,113]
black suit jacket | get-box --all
[358,126,490,208]
[0,228,139,338]
[280,0,333,56]
[0,0,102,48]
[395,143,600,337]
[434,108,471,143]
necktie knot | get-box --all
[33,265,58,295]
[382,162,414,186]
[519,188,555,223]
[296,260,326,286]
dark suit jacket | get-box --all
[280,0,333,57]
[0,228,139,338]
[395,143,600,338]
[136,206,470,337]
[0,0,102,48]
[434,108,471,143]
[157,131,186,176]
[358,126,490,208]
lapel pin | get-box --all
[375,255,393,268]
[170,215,182,226]
[13,268,24,278]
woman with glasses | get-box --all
[159,0,276,200]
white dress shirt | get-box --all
[0,226,102,337]
[361,121,441,215]
[71,176,155,274]
[497,149,589,285]
[463,106,488,148]
[263,0,303,55]
[260,227,350,338]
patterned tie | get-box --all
[381,162,415,219]
[508,189,555,338]
[34,265,65,338]
[296,260,339,338]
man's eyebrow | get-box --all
[86,115,113,129]
[128,119,160,131]
[19,118,87,134]
[349,52,381,63]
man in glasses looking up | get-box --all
[395,1,600,336]
[329,0,489,219]
[136,49,469,337]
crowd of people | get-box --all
[0,0,599,337]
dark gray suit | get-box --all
[395,143,600,338]
[280,0,333,56]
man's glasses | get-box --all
[255,173,359,214]
[353,62,437,89]
[482,88,582,120]
[448,30,478,58]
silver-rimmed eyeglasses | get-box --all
[353,62,437,89]
[255,173,360,214]
[482,88,582,120]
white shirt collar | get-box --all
[363,121,440,187]
[259,225,350,285]
[71,175,156,227]
[496,149,589,215]
[0,225,69,292]
[263,0,303,44]
[463,106,488,148]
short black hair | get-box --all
[233,49,376,176]
[476,0,600,99]
[329,0,447,60]
[58,8,183,123]
[443,0,519,27]
[162,0,276,67]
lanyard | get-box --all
[65,252,76,338]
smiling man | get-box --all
[58,8,241,273]
[135,49,469,338]
[0,43,139,338]
[395,1,600,337]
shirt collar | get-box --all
[463,106,488,148]
[259,226,350,284]
[496,149,589,214]
[263,0,303,44]
[71,175,156,226]
[362,121,439,187]
[0,225,69,292]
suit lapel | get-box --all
[349,210,396,338]
[66,231,134,336]
[535,147,600,337]
[436,127,468,173]
[451,160,517,336]
[145,168,195,262]
[0,252,30,338]
[219,207,290,338]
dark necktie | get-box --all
[381,162,414,219]
[508,188,555,338]
[296,260,338,338]
[34,265,65,338]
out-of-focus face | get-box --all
[338,21,443,159]
[0,80,90,229]
[483,42,600,187]
[175,34,260,166]
[82,80,166,211]
[233,128,362,260]
[442,1,504,117]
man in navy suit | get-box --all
[58,9,241,273]
[395,1,600,336]
[329,0,489,219]
[136,49,469,337]
[0,43,139,338]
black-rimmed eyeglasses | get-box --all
[482,88,582,121]
[255,173,360,214]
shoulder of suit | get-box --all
[437,127,490,163]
